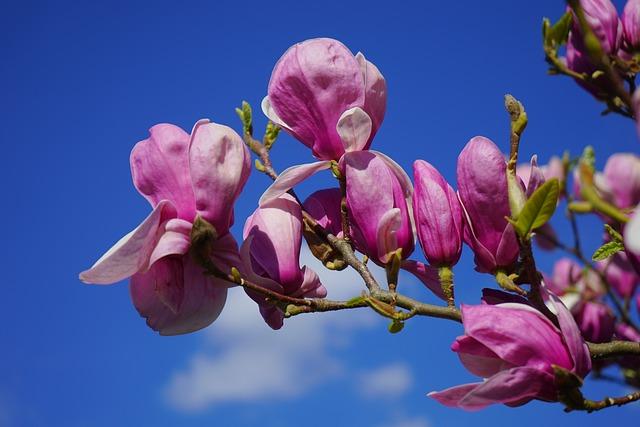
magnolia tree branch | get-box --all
[587,341,640,359]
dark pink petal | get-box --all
[189,119,251,235]
[268,38,365,160]
[600,253,639,298]
[462,304,573,372]
[453,335,514,378]
[545,288,592,377]
[79,200,177,285]
[524,155,546,198]
[259,161,332,206]
[130,254,228,335]
[574,301,616,343]
[303,188,343,236]
[294,266,327,299]
[413,160,463,266]
[130,124,195,220]
[429,367,553,410]
[401,260,445,301]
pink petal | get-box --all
[79,200,177,285]
[336,107,372,152]
[147,218,192,268]
[401,260,445,300]
[544,286,592,377]
[376,208,401,263]
[294,266,327,299]
[130,254,228,335]
[453,335,515,378]
[189,119,251,235]
[429,366,554,410]
[261,96,291,130]
[130,124,195,220]
[259,161,332,206]
[355,52,386,147]
[624,205,640,254]
[462,304,573,372]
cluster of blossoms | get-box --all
[81,1,640,413]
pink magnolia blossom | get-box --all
[412,160,463,266]
[457,137,519,273]
[570,0,621,55]
[429,297,591,410]
[598,253,639,298]
[263,38,386,161]
[344,151,414,264]
[242,194,327,329]
[303,188,343,237]
[622,0,640,51]
[80,120,250,335]
[602,153,640,210]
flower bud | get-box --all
[344,151,414,264]
[570,0,621,55]
[573,301,616,343]
[602,153,640,210]
[412,160,463,266]
[264,38,386,160]
[242,194,327,329]
[457,137,519,273]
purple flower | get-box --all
[242,194,327,329]
[598,253,639,298]
[412,160,463,266]
[570,0,621,55]
[573,301,616,343]
[429,297,591,410]
[602,153,640,210]
[80,120,251,335]
[344,151,414,264]
[263,38,386,161]
[622,0,640,51]
[303,188,343,237]
[457,137,519,273]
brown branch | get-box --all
[587,341,640,360]
[573,391,640,412]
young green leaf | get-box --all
[592,240,624,261]
[514,178,560,238]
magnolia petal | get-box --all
[296,265,327,298]
[261,96,291,130]
[526,155,546,198]
[543,285,592,377]
[337,107,372,152]
[259,161,332,206]
[371,150,413,198]
[454,335,514,378]
[376,208,401,263]
[79,200,176,285]
[147,218,192,268]
[354,51,386,146]
[189,119,251,234]
[401,260,445,300]
[130,255,228,336]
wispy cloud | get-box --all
[357,362,413,399]
[378,416,431,427]
[164,247,383,412]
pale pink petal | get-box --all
[376,208,401,263]
[261,96,291,130]
[453,336,515,378]
[625,206,640,254]
[189,119,251,234]
[79,200,177,285]
[336,107,372,152]
[130,124,195,220]
[259,161,331,206]
[147,218,192,268]
[130,254,228,336]
[355,52,386,147]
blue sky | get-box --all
[2,0,639,426]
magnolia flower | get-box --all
[242,194,327,329]
[602,153,640,210]
[598,253,639,298]
[263,37,386,161]
[429,296,591,410]
[79,120,250,335]
[622,0,640,51]
[457,137,519,273]
[412,160,463,267]
[570,0,621,55]
[345,151,414,264]
[303,188,343,237]
[259,38,391,207]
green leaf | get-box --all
[604,224,623,243]
[549,12,572,47]
[388,320,404,334]
[514,179,560,238]
[592,240,624,261]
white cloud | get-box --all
[357,362,413,399]
[164,247,385,412]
